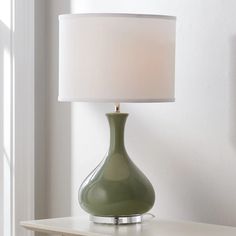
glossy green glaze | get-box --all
[78,113,155,216]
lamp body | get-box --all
[58,13,176,223]
[79,113,155,217]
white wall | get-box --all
[44,0,236,227]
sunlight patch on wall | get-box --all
[3,46,12,236]
[0,0,12,235]
[0,0,11,29]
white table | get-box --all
[21,216,236,236]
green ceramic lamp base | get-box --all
[78,111,155,223]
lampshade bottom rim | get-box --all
[58,97,175,103]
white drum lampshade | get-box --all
[58,13,176,102]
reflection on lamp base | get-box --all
[90,215,142,225]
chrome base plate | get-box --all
[90,215,142,225]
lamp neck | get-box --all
[106,112,128,154]
[114,103,120,113]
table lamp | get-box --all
[58,13,176,224]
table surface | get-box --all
[21,216,236,236]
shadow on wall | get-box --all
[230,35,236,148]
[44,0,71,222]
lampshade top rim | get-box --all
[59,13,176,21]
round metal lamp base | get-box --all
[90,215,142,225]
